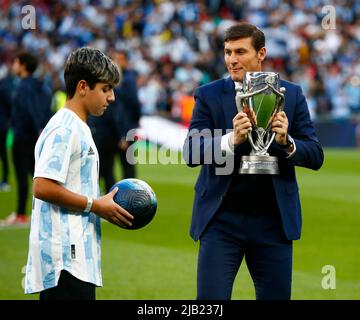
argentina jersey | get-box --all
[25,108,102,294]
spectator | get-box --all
[0,0,358,122]
[88,69,123,193]
[0,70,14,191]
[113,50,141,180]
[0,51,52,226]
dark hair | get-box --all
[64,47,121,99]
[16,51,38,74]
[223,23,265,52]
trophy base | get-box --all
[239,155,279,175]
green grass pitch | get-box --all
[0,147,359,299]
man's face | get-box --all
[84,82,115,117]
[12,58,23,76]
[113,52,127,69]
[224,37,266,82]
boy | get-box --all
[24,47,133,300]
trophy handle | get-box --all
[236,86,272,155]
[247,130,275,155]
[263,86,286,152]
[247,132,261,153]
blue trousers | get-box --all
[197,210,293,300]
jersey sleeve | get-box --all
[34,125,78,184]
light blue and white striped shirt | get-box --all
[25,108,102,294]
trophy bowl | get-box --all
[235,72,286,174]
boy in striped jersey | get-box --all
[25,47,133,300]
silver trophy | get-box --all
[235,72,286,174]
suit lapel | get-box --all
[280,80,291,114]
[280,80,294,131]
[221,77,237,129]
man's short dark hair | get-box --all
[64,47,121,99]
[16,51,38,74]
[223,23,265,52]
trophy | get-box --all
[235,72,286,174]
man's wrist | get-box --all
[280,134,294,150]
[220,132,235,155]
[228,132,235,151]
[281,134,296,157]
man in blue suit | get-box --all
[183,23,324,300]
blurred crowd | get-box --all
[0,0,359,121]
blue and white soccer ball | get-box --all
[110,179,157,230]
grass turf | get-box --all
[0,148,359,299]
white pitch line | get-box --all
[0,224,30,231]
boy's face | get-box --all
[83,82,115,116]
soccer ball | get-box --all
[110,179,157,230]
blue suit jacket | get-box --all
[11,76,52,141]
[183,77,324,241]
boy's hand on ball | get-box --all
[92,187,134,228]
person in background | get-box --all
[0,51,52,226]
[89,50,141,193]
[88,66,123,193]
[113,50,141,180]
[0,71,15,192]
